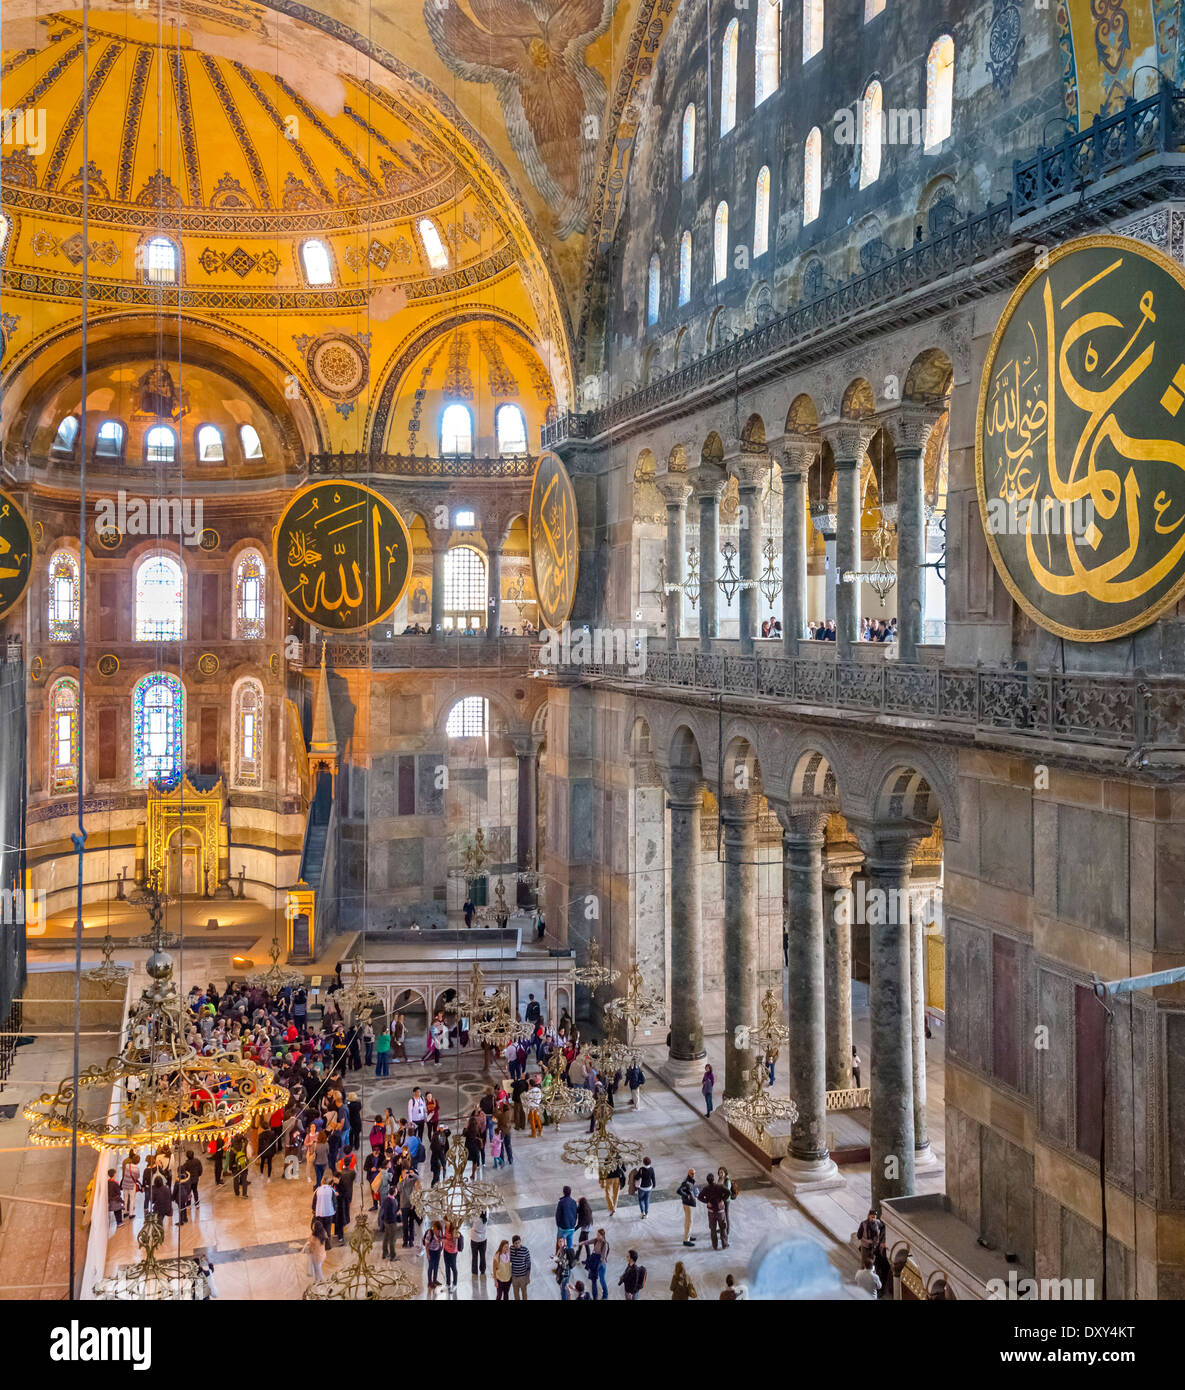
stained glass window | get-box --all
[802,0,823,61]
[240,423,263,460]
[48,551,80,642]
[233,678,264,788]
[52,416,79,455]
[720,20,739,135]
[679,231,692,306]
[713,202,729,284]
[446,696,487,738]
[135,554,183,642]
[146,236,177,284]
[49,677,79,793]
[197,425,224,462]
[925,35,955,149]
[441,403,473,455]
[496,404,527,454]
[804,126,822,224]
[145,425,176,464]
[95,420,124,460]
[419,218,449,270]
[301,239,332,285]
[754,167,771,257]
[444,545,487,629]
[133,673,183,786]
[755,0,780,105]
[233,549,266,639]
[681,103,696,181]
[860,80,883,188]
[647,253,661,325]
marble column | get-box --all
[693,468,726,653]
[889,408,937,664]
[667,778,706,1072]
[823,850,861,1092]
[721,794,759,1099]
[657,477,692,653]
[909,899,932,1162]
[781,437,816,653]
[854,823,921,1209]
[515,743,537,907]
[485,541,503,637]
[782,813,841,1188]
[828,423,873,657]
[430,545,447,639]
[732,453,766,656]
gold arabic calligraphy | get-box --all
[530,453,578,630]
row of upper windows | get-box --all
[50,415,264,465]
[655,35,954,321]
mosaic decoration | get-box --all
[343,236,414,274]
[132,673,183,787]
[986,0,1023,96]
[1056,0,1175,128]
[977,235,1185,641]
[196,53,272,207]
[30,229,119,265]
[444,331,474,400]
[44,38,123,190]
[529,450,579,630]
[274,481,412,630]
[116,46,153,201]
[477,325,518,397]
[306,333,369,402]
[196,245,281,277]
[0,490,34,620]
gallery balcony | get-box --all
[303,633,536,673]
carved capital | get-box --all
[881,404,943,456]
[690,463,727,500]
[781,433,821,478]
[656,476,693,510]
[823,421,874,464]
[780,810,829,849]
[729,453,771,491]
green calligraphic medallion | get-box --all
[529,451,579,632]
[0,490,34,620]
[977,235,1185,642]
[274,481,411,630]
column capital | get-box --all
[719,791,762,826]
[823,420,875,465]
[690,463,727,499]
[880,404,943,456]
[780,811,829,848]
[781,433,821,478]
[729,452,772,491]
[822,838,863,889]
[656,475,693,508]
[848,818,928,870]
[665,767,704,806]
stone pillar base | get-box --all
[913,1142,941,1171]
[778,1153,844,1193]
[656,1055,708,1090]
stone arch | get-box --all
[841,378,876,419]
[903,347,953,403]
[785,394,819,435]
[435,686,523,739]
[741,413,766,450]
[720,730,765,801]
[641,342,660,386]
[840,743,959,840]
[673,325,689,368]
[664,720,707,795]
[701,431,725,464]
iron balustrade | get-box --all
[307,452,534,478]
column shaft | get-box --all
[910,899,930,1154]
[722,801,758,1099]
[486,545,502,636]
[516,750,537,907]
[667,793,705,1064]
[665,499,686,653]
[823,864,857,1091]
[698,490,719,652]
[897,445,924,662]
[738,481,761,655]
[835,460,861,656]
[784,823,829,1164]
[430,547,446,638]
[782,468,806,653]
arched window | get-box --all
[51,416,79,455]
[681,103,696,181]
[232,678,265,788]
[419,218,449,270]
[95,420,125,461]
[233,549,266,639]
[925,35,955,149]
[804,126,822,224]
[720,20,739,135]
[48,551,80,642]
[755,0,781,106]
[860,80,883,188]
[446,696,487,738]
[443,545,487,631]
[679,231,692,306]
[132,673,183,786]
[753,166,771,257]
[441,403,473,456]
[49,677,79,793]
[239,423,263,460]
[713,202,729,284]
[803,0,823,61]
[647,253,661,325]
[145,236,177,284]
[495,403,527,455]
[865,0,885,19]
[301,239,332,285]
[197,425,224,462]
[144,425,176,464]
[135,554,183,642]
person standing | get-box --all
[229,1141,250,1199]
[496,1100,515,1166]
[408,1087,427,1140]
[698,1173,729,1250]
[509,1234,531,1300]
[555,1185,578,1247]
[677,1169,699,1247]
[857,1209,884,1264]
[392,1014,408,1062]
[362,1021,375,1067]
[397,1169,418,1247]
[211,1135,226,1188]
[636,1156,656,1218]
[313,1175,337,1246]
[851,1045,862,1089]
[584,1228,609,1300]
[625,1061,645,1109]
[619,1249,647,1300]
[379,1186,399,1261]
[106,1168,124,1228]
[306,1219,328,1282]
[423,1221,444,1289]
[182,1149,203,1209]
[669,1261,697,1300]
[374,1025,391,1077]
[717,1165,738,1245]
[469,1209,488,1277]
[525,1078,543,1137]
[120,1150,140,1219]
[493,1240,513,1300]
[701,1064,715,1116]
[441,1221,460,1290]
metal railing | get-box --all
[307,452,534,478]
[310,635,535,670]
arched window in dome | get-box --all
[302,239,332,284]
[232,678,265,789]
[495,404,528,456]
[647,253,661,326]
[681,103,696,181]
[48,550,80,643]
[144,425,176,465]
[135,554,184,642]
[755,0,781,106]
[753,167,771,257]
[239,424,263,460]
[446,696,487,738]
[51,416,79,456]
[197,425,224,462]
[49,677,79,794]
[679,231,692,306]
[132,673,183,786]
[804,126,822,224]
[713,202,729,284]
[720,20,739,135]
[860,80,883,188]
[145,236,177,284]
[95,420,125,461]
[233,549,266,640]
[441,403,473,456]
[925,35,955,149]
[444,545,487,631]
[803,0,823,61]
[419,218,449,270]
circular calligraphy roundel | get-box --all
[0,489,34,621]
[273,481,412,631]
[977,234,1185,642]
[529,451,580,632]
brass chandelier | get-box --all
[603,963,664,1033]
[247,937,305,994]
[303,1215,418,1301]
[93,1214,212,1301]
[83,930,130,994]
[561,1089,642,1176]
[540,1051,595,1127]
[572,940,618,992]
[334,961,381,1024]
[416,1131,503,1226]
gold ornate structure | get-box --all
[572,940,619,991]
[561,1090,643,1176]
[93,1214,212,1301]
[750,988,790,1059]
[529,450,579,630]
[82,931,130,995]
[603,963,664,1032]
[247,938,305,994]
[303,1216,418,1301]
[417,1132,503,1226]
[540,1051,596,1127]
[719,1061,798,1142]
[138,776,226,898]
